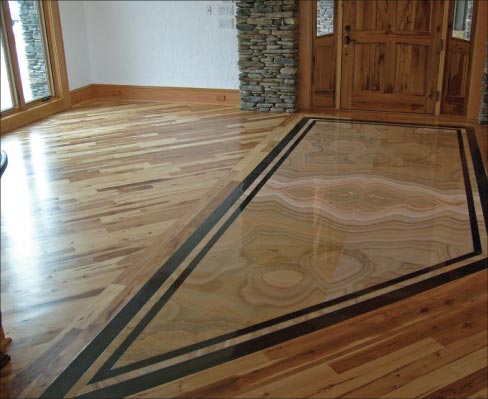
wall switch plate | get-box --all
[218,18,234,29]
[217,4,234,16]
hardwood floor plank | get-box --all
[423,367,488,399]
[329,295,487,374]
[1,101,486,398]
[383,349,487,398]
[0,100,295,398]
[136,273,486,399]
[341,331,486,398]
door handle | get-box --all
[344,36,355,47]
[345,25,351,33]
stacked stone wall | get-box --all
[236,0,298,113]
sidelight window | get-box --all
[452,0,474,41]
[317,0,334,37]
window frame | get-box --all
[0,0,70,133]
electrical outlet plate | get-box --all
[218,18,234,29]
[217,4,234,16]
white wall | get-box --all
[58,0,91,90]
[68,1,238,90]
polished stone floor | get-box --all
[42,117,487,398]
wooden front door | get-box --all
[340,0,445,113]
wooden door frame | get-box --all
[298,0,487,123]
[297,0,313,112]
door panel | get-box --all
[352,43,386,91]
[446,51,469,97]
[394,44,428,95]
[315,44,335,92]
[442,43,470,113]
[395,0,431,32]
[341,0,444,114]
[355,0,389,31]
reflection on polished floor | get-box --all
[42,117,487,398]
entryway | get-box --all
[302,0,478,116]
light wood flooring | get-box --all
[0,100,487,398]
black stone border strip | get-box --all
[465,127,488,234]
[90,120,317,382]
[77,258,488,399]
[40,117,310,399]
[457,130,482,254]
[92,125,484,383]
[41,118,488,399]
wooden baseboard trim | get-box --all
[70,84,240,106]
[70,85,97,105]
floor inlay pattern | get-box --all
[42,118,488,398]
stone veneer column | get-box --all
[236,0,298,113]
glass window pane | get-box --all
[1,30,14,112]
[452,0,473,41]
[317,0,334,37]
[8,0,52,103]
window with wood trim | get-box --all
[0,0,69,130]
[452,0,474,41]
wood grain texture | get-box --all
[297,0,313,112]
[116,121,481,368]
[69,84,240,107]
[0,100,295,397]
[341,0,444,114]
[298,0,487,118]
[92,84,240,105]
[131,271,487,399]
[0,101,486,398]
[69,85,96,106]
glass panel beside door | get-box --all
[452,0,474,41]
[7,0,53,104]
[317,0,334,37]
[1,26,15,112]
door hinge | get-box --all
[439,39,444,51]
[435,90,440,101]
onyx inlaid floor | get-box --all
[42,118,488,398]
